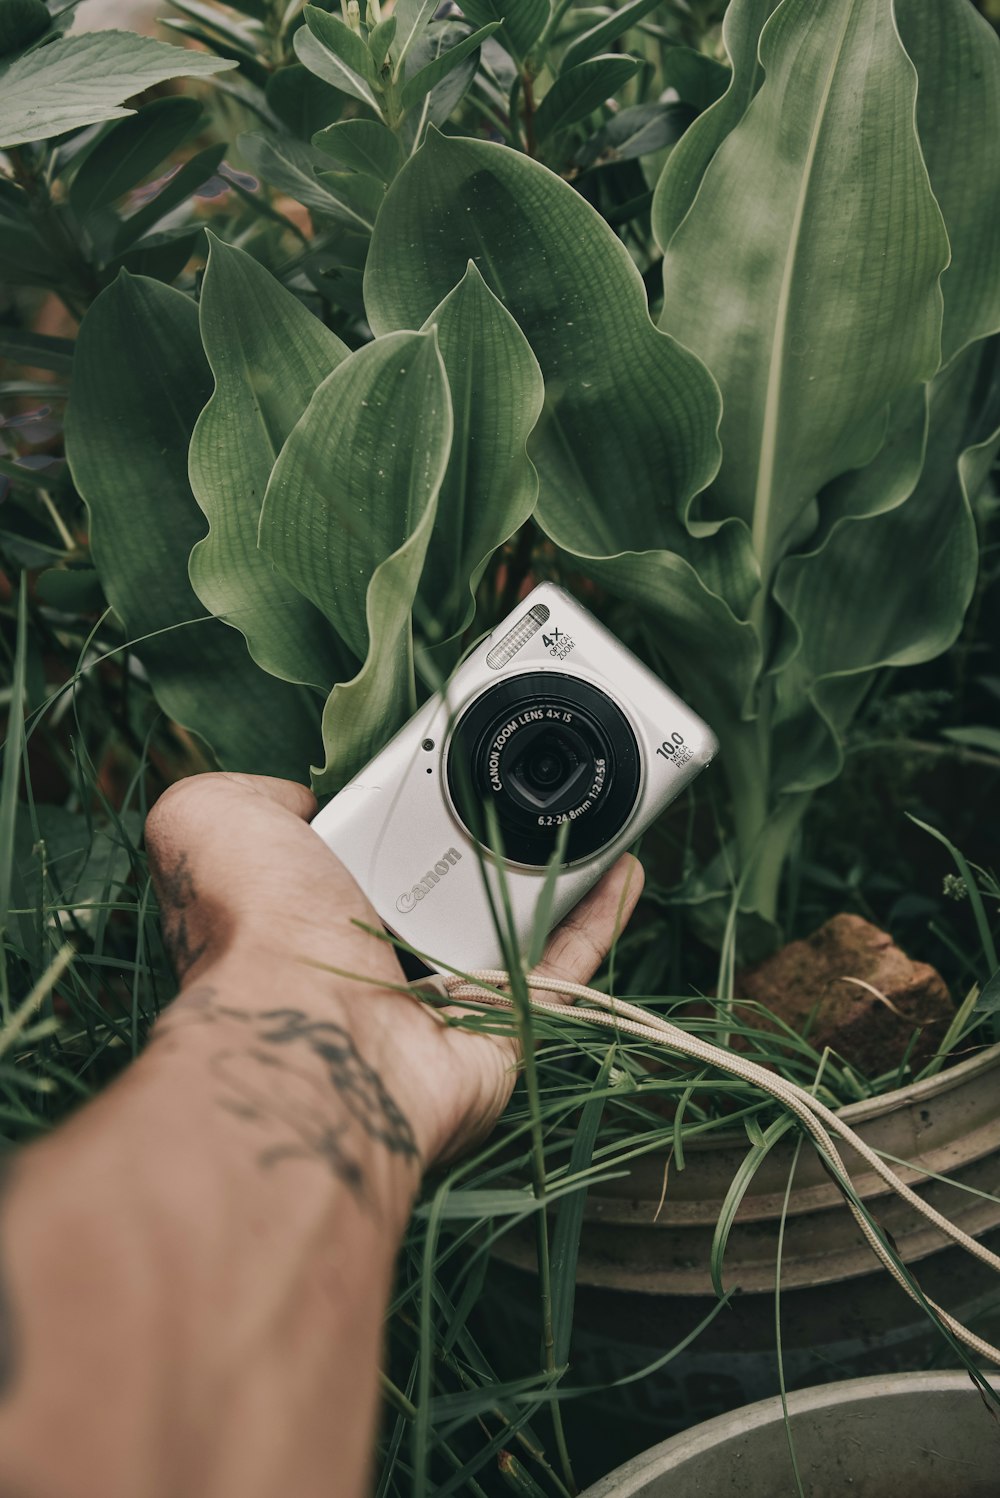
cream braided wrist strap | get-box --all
[443,970,1000,1368]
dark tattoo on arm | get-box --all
[162,990,420,1209]
[154,851,208,981]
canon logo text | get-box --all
[395,848,462,914]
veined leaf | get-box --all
[459,0,548,60]
[365,130,754,726]
[65,274,319,780]
[259,332,453,791]
[302,4,376,83]
[189,237,352,692]
[771,337,1000,796]
[417,262,543,645]
[562,0,662,73]
[658,0,950,580]
[651,0,778,250]
[401,21,500,111]
[391,0,440,72]
[313,118,403,183]
[294,24,380,112]
[534,54,639,143]
[0,29,234,147]
[238,131,376,232]
[895,0,1000,366]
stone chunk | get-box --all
[735,913,953,1077]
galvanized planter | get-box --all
[489,1041,1000,1479]
[579,1370,1000,1498]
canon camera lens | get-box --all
[446,673,641,866]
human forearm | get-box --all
[0,959,421,1498]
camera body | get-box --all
[311,584,718,973]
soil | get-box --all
[734,912,954,1077]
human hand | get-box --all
[145,773,643,1176]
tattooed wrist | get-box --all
[155,985,420,1212]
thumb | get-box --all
[532,854,644,992]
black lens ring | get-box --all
[446,672,642,867]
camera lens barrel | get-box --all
[446,672,641,866]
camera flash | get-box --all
[486,603,550,670]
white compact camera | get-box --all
[311,584,718,973]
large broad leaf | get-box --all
[188,237,353,691]
[772,337,1000,795]
[416,262,543,646]
[894,0,1000,366]
[259,331,453,792]
[0,30,234,147]
[364,129,754,726]
[656,0,949,576]
[65,274,319,781]
[651,0,779,251]
[766,0,1000,793]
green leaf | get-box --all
[188,237,352,692]
[293,24,380,112]
[365,131,749,725]
[657,0,949,583]
[401,21,500,111]
[575,101,691,168]
[65,273,319,781]
[0,29,234,147]
[259,331,453,791]
[312,118,403,183]
[0,329,73,374]
[160,16,270,88]
[659,44,732,111]
[391,0,439,72]
[111,143,225,254]
[314,168,384,229]
[562,0,662,72]
[459,0,548,60]
[550,1047,615,1367]
[974,971,1000,1016]
[369,16,396,71]
[35,567,106,613]
[0,0,49,57]
[942,727,1000,757]
[651,0,781,253]
[534,54,640,143]
[417,261,542,644]
[238,131,376,232]
[265,63,345,139]
[895,0,1000,366]
[400,19,482,137]
[302,4,376,83]
[0,580,28,943]
[771,338,1000,796]
[68,97,204,216]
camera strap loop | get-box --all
[442,969,1000,1371]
